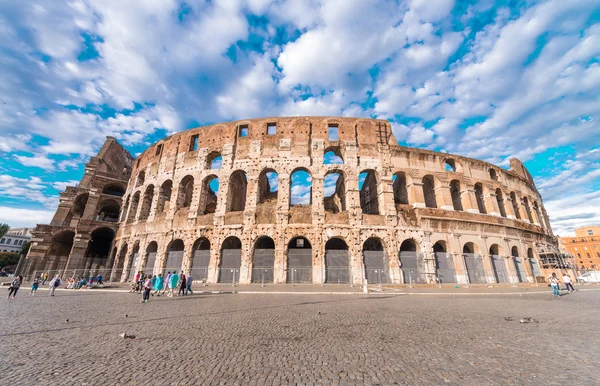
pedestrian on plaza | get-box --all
[563,273,575,292]
[178,273,187,296]
[41,272,48,285]
[30,276,40,295]
[97,274,103,286]
[549,273,560,297]
[152,273,164,297]
[163,271,172,295]
[89,276,95,287]
[185,272,193,295]
[7,276,22,299]
[49,275,62,296]
[141,275,152,303]
[168,271,179,297]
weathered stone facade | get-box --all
[108,117,559,285]
[18,137,133,278]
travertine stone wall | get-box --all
[112,117,558,285]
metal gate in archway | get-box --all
[252,249,275,284]
[164,250,184,276]
[529,258,541,277]
[513,257,527,282]
[128,253,140,280]
[218,249,241,283]
[363,251,389,284]
[491,254,509,283]
[435,252,456,283]
[287,249,312,283]
[325,249,350,284]
[144,252,156,276]
[464,254,486,284]
[191,249,210,282]
[400,251,426,284]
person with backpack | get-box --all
[97,274,103,286]
[141,275,152,303]
[7,276,22,299]
[29,276,40,295]
[178,273,187,296]
[168,271,179,297]
[185,272,193,295]
[49,275,62,296]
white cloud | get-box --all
[0,206,55,228]
[13,154,55,170]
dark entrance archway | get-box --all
[399,239,423,284]
[144,242,158,276]
[85,227,115,272]
[287,237,312,284]
[463,242,486,284]
[252,236,275,284]
[324,238,350,284]
[362,238,389,284]
[191,238,210,282]
[165,239,185,275]
[219,237,242,283]
[433,241,456,283]
[490,244,508,283]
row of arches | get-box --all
[118,236,540,285]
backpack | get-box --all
[53,279,61,287]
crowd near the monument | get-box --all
[131,271,193,303]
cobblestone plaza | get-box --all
[1,289,599,385]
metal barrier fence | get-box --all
[324,267,351,284]
[251,267,274,284]
[364,269,389,286]
[218,268,240,285]
[287,268,312,284]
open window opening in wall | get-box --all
[324,171,346,213]
[156,180,173,214]
[138,185,154,221]
[102,183,125,197]
[127,191,141,223]
[199,176,219,215]
[96,200,120,222]
[489,168,498,181]
[323,147,343,164]
[136,171,145,187]
[226,170,248,212]
[392,172,408,205]
[267,123,276,135]
[176,176,194,209]
[496,189,507,217]
[258,169,278,204]
[510,192,521,219]
[239,125,248,137]
[450,180,463,211]
[359,170,380,214]
[444,159,456,172]
[155,144,163,156]
[422,175,437,208]
[85,227,115,268]
[290,169,312,206]
[206,152,222,169]
[328,124,339,141]
[474,183,486,214]
[189,134,199,151]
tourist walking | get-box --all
[41,272,48,285]
[30,276,40,295]
[563,273,575,292]
[7,276,22,299]
[185,273,193,295]
[178,273,187,296]
[152,273,164,296]
[49,275,62,296]
[549,273,560,297]
[141,275,152,303]
[97,274,103,286]
[168,271,179,297]
[163,271,172,295]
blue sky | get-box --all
[0,0,599,236]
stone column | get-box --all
[452,235,468,284]
[277,173,290,227]
[408,181,425,208]
[505,195,517,219]
[64,234,91,277]
[380,175,395,216]
[461,187,479,214]
[435,185,453,210]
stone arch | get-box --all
[443,158,457,172]
[433,240,456,283]
[219,236,242,283]
[422,175,437,208]
[463,242,485,284]
[287,236,312,283]
[85,227,115,271]
[126,242,140,281]
[176,175,194,209]
[399,238,423,284]
[47,230,75,273]
[324,169,346,213]
[323,147,344,164]
[190,237,211,281]
[510,192,521,219]
[362,237,389,284]
[226,170,248,212]
[392,172,408,205]
[156,180,173,214]
[252,236,275,283]
[450,180,463,211]
[138,185,154,221]
[96,199,120,222]
[489,168,498,181]
[127,191,141,223]
[71,193,89,219]
[164,239,185,275]
[257,168,278,204]
[324,237,350,284]
[135,171,145,187]
[144,241,158,275]
[474,183,486,214]
[206,151,223,169]
[496,189,507,217]
[489,243,508,283]
[359,169,380,214]
[522,196,534,223]
[102,183,125,197]
[198,175,219,215]
[290,168,312,206]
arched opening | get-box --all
[138,185,155,221]
[219,236,242,283]
[252,236,275,284]
[144,241,158,275]
[522,197,534,223]
[512,246,526,282]
[290,169,312,206]
[422,175,437,208]
[362,237,389,284]
[392,172,408,206]
[433,241,456,283]
[324,238,349,284]
[510,192,521,219]
[444,159,456,172]
[399,239,423,284]
[323,147,343,164]
[96,200,120,223]
[164,239,185,275]
[206,152,222,169]
[136,171,145,187]
[102,183,125,197]
[450,180,463,211]
[127,191,141,223]
[463,242,485,284]
[69,193,89,223]
[489,244,508,283]
[126,243,140,281]
[496,189,507,217]
[48,230,75,272]
[359,170,379,214]
[287,236,312,284]
[190,238,210,281]
[532,201,542,226]
[156,180,173,214]
[489,168,498,181]
[324,170,346,213]
[226,171,248,212]
[198,175,219,215]
[176,176,194,209]
[85,227,115,272]
[527,248,541,278]
[474,183,486,214]
[257,169,278,204]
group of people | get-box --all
[7,274,62,299]
[131,271,194,303]
[548,272,576,297]
[63,274,104,289]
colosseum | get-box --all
[20,117,565,285]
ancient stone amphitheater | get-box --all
[108,117,558,285]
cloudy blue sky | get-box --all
[0,0,599,236]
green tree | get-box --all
[21,241,31,256]
[0,223,9,239]
[0,252,20,268]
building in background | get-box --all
[560,226,600,270]
[0,228,32,253]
